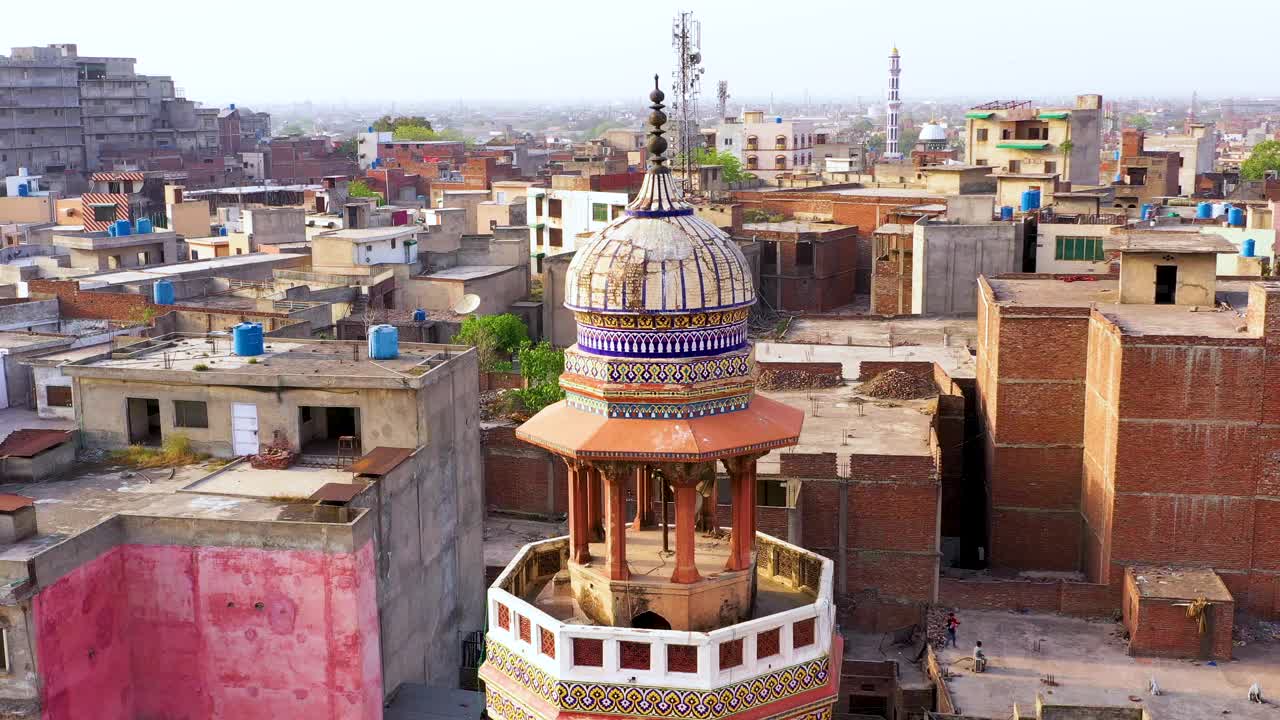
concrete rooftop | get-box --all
[421,264,517,281]
[757,388,934,476]
[75,252,305,288]
[937,609,1280,720]
[986,276,1119,307]
[1131,567,1233,602]
[183,462,359,501]
[65,335,468,385]
[0,459,345,563]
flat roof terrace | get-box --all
[63,334,472,389]
[937,609,1280,720]
[757,388,934,476]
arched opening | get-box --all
[632,611,672,630]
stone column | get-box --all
[724,455,761,572]
[671,484,701,583]
[666,462,711,584]
[586,465,604,542]
[565,460,591,564]
[602,467,630,581]
[631,464,653,530]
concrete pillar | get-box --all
[671,484,701,584]
[631,464,654,530]
[604,472,630,581]
[587,466,604,542]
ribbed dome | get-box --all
[564,171,754,314]
[919,123,946,142]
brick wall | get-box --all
[978,279,1091,572]
[28,279,294,327]
[481,424,567,517]
[939,576,1118,616]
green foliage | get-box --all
[583,119,622,139]
[110,434,211,468]
[280,122,305,136]
[899,127,921,154]
[372,115,433,133]
[743,208,785,224]
[510,341,565,415]
[193,363,210,372]
[452,313,530,371]
[335,137,357,158]
[347,179,385,206]
[1242,140,1280,181]
[392,124,470,144]
[866,134,885,153]
[683,147,752,183]
[1126,114,1152,131]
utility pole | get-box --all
[671,11,704,192]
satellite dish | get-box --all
[452,294,481,315]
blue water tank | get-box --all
[412,308,427,323]
[232,322,264,356]
[136,218,152,234]
[367,126,374,133]
[368,324,399,360]
[152,280,174,305]
[1228,207,1246,227]
[999,206,1013,221]
[219,226,229,237]
[229,103,236,110]
[107,223,117,237]
[775,117,782,123]
[16,184,29,197]
[1243,239,1257,257]
[1141,203,1152,220]
[1196,202,1213,219]
[114,219,131,236]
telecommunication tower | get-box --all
[671,11,704,189]
[717,80,729,122]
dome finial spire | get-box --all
[647,75,669,172]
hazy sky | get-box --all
[3,0,1277,106]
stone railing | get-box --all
[486,532,834,691]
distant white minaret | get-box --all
[885,46,903,160]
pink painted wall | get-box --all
[34,541,382,720]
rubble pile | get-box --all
[860,369,937,400]
[923,605,950,647]
[249,434,297,470]
[757,365,842,391]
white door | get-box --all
[231,403,259,456]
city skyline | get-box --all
[2,0,1278,106]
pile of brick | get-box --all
[249,434,296,470]
[757,362,843,391]
[923,605,950,647]
[859,369,937,400]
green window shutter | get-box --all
[1055,237,1065,260]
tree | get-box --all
[372,115,432,133]
[1242,140,1280,180]
[347,179,384,206]
[392,124,471,144]
[866,134,885,154]
[684,147,752,183]
[452,313,529,370]
[510,341,565,415]
[1126,114,1152,131]
[280,122,305,137]
[335,137,357,158]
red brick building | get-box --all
[266,136,357,184]
[977,238,1280,618]
[748,221,859,312]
